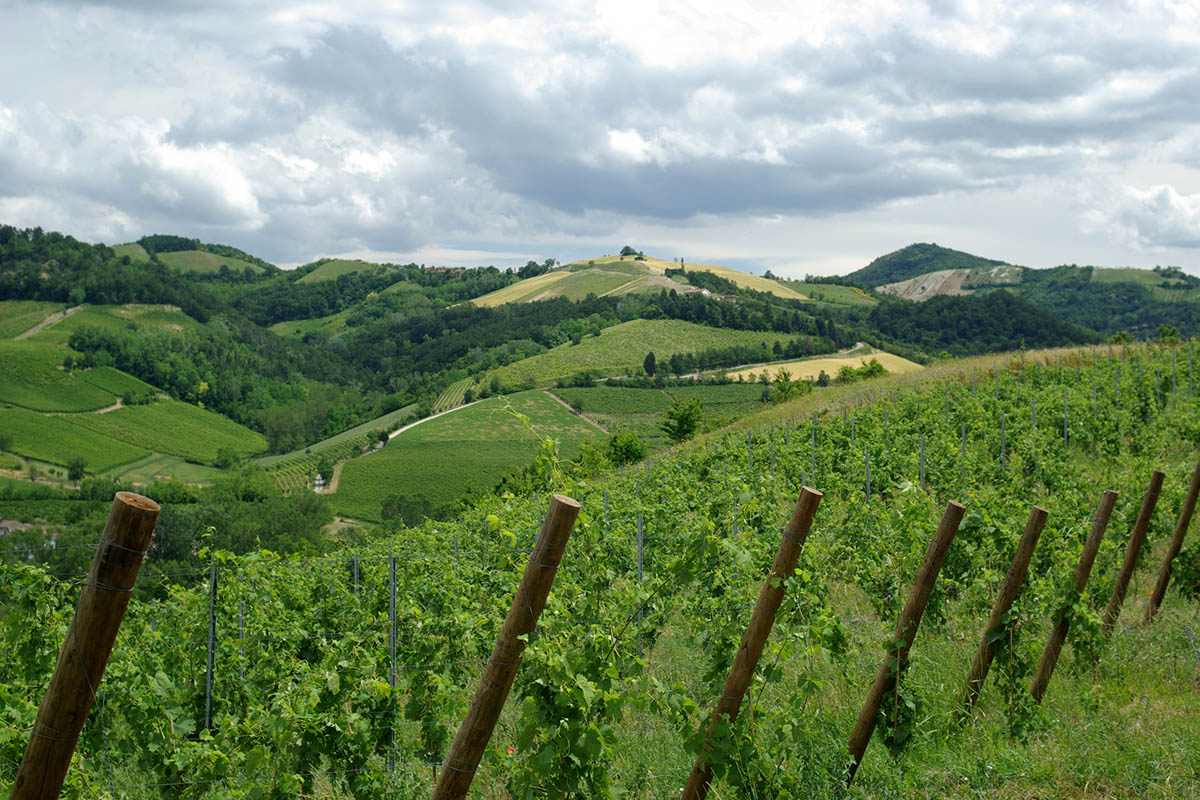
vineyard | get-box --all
[4,345,1200,798]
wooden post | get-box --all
[10,492,159,800]
[1146,458,1200,622]
[1030,490,1117,703]
[432,494,581,800]
[847,501,965,784]
[1102,470,1164,637]
[957,506,1048,718]
[681,488,823,800]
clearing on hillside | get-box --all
[331,390,602,521]
[111,243,151,262]
[484,319,801,389]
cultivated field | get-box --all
[485,319,800,388]
[297,259,388,283]
[0,301,63,339]
[111,243,151,261]
[332,390,603,521]
[728,350,923,382]
[0,406,148,472]
[62,400,267,464]
[26,304,200,345]
[156,250,265,274]
[0,341,118,412]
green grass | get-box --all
[331,391,602,521]
[0,301,64,339]
[486,319,798,389]
[111,243,150,262]
[77,366,158,397]
[0,406,148,472]
[62,400,267,464]
[157,250,265,274]
[297,259,388,283]
[0,341,118,411]
[664,383,766,404]
[106,453,225,485]
[1092,267,1200,302]
[27,304,202,346]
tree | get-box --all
[661,397,702,442]
[67,456,87,482]
[644,351,656,376]
[316,456,334,484]
[608,430,647,465]
[816,370,830,387]
[620,245,637,257]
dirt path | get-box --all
[15,305,82,340]
[47,399,124,416]
[325,462,343,493]
[542,390,610,434]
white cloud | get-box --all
[1081,183,1200,250]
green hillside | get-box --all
[62,400,267,464]
[0,300,63,338]
[25,304,202,346]
[111,243,150,262]
[484,319,799,389]
[331,390,603,521]
[847,243,1011,287]
[156,249,267,274]
[296,258,390,283]
[0,341,118,411]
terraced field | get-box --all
[485,319,797,388]
[107,454,226,486]
[62,400,267,464]
[331,390,602,521]
[156,250,265,274]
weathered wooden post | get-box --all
[432,494,581,800]
[1146,458,1200,622]
[957,506,1047,718]
[847,501,965,784]
[1030,490,1117,703]
[10,492,160,800]
[1102,470,1164,637]
[681,488,823,800]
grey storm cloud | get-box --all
[3,0,1200,266]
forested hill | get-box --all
[847,243,1010,287]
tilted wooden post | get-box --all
[847,501,965,785]
[957,505,1047,718]
[10,492,160,800]
[432,493,581,800]
[1103,470,1164,637]
[681,488,823,800]
[1145,458,1200,622]
[1030,490,1117,703]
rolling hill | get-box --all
[471,253,809,307]
[847,243,1012,287]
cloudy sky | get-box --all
[2,1,1200,276]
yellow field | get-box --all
[580,255,810,301]
[727,351,923,382]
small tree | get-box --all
[316,456,334,484]
[608,431,647,465]
[662,397,702,442]
[644,351,657,377]
[67,456,87,482]
[620,245,637,257]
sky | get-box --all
[2,1,1200,277]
